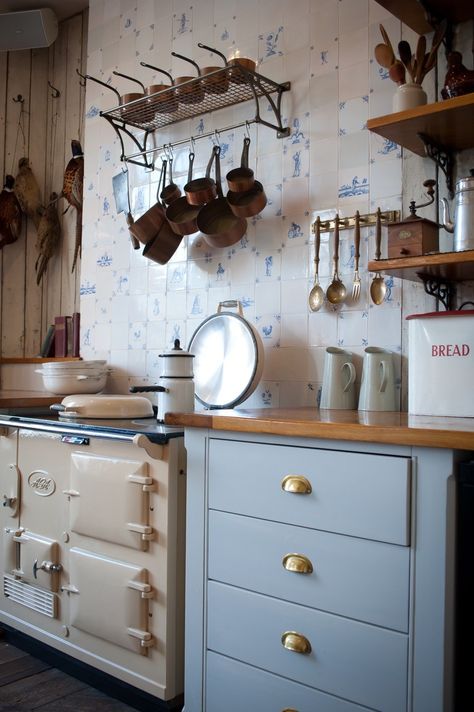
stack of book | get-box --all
[40,313,80,358]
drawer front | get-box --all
[208,510,409,631]
[206,651,371,712]
[207,581,408,712]
[208,439,410,545]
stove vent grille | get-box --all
[3,574,56,617]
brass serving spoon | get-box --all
[326,215,346,305]
[308,216,325,311]
[370,208,387,305]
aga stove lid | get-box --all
[53,394,154,419]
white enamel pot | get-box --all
[159,338,195,377]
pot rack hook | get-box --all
[12,94,24,103]
[76,68,87,87]
[48,81,60,98]
[245,120,251,138]
[213,128,221,146]
[189,136,196,154]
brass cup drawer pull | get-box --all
[281,631,312,655]
[282,553,313,574]
[281,475,312,494]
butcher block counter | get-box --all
[164,406,474,450]
[167,407,473,712]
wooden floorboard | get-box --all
[0,642,138,712]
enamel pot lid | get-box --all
[53,394,154,419]
[188,300,264,409]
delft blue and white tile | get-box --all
[283,145,310,185]
[260,183,282,219]
[127,349,147,378]
[110,293,130,323]
[339,0,369,35]
[231,287,256,322]
[256,250,281,282]
[167,262,187,291]
[339,62,369,103]
[136,0,154,29]
[129,265,148,295]
[308,311,338,347]
[370,274,401,309]
[309,1,338,74]
[208,284,232,311]
[280,313,308,348]
[370,157,402,201]
[146,319,166,350]
[309,103,339,146]
[242,381,280,410]
[187,290,208,319]
[339,96,368,136]
[135,25,154,57]
[187,258,210,290]
[111,320,129,350]
[337,309,368,347]
[111,269,130,296]
[128,293,148,322]
[280,279,309,315]
[145,350,162,381]
[165,320,186,350]
[369,132,401,162]
[309,169,338,210]
[279,380,315,408]
[94,269,115,303]
[229,249,256,284]
[256,314,281,348]
[148,262,167,293]
[147,293,165,322]
[254,215,283,251]
[338,167,369,202]
[255,281,281,315]
[93,321,112,352]
[368,305,402,350]
[282,8,310,54]
[166,290,187,321]
[154,0,172,22]
[281,244,309,281]
[338,26,368,71]
[208,258,230,288]
[309,70,338,114]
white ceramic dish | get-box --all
[38,370,108,395]
[56,394,154,418]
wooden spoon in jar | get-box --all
[374,42,395,69]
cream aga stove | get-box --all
[0,410,185,707]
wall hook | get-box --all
[48,81,60,98]
[12,95,24,103]
[76,68,87,87]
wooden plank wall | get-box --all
[0,11,87,358]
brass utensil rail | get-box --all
[100,65,291,168]
[311,209,400,234]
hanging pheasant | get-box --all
[35,192,61,284]
[14,157,43,229]
[62,139,84,273]
[0,175,23,250]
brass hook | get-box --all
[48,81,60,98]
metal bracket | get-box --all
[420,276,456,310]
[312,209,400,234]
[418,132,455,199]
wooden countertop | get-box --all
[0,391,59,408]
[164,407,474,450]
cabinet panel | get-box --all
[207,581,408,712]
[208,439,411,544]
[208,509,409,631]
[206,651,370,712]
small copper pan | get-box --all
[141,161,183,264]
[172,52,204,104]
[228,56,257,84]
[227,180,267,218]
[197,146,247,248]
[113,70,146,120]
[160,156,181,205]
[166,153,201,236]
[128,160,167,245]
[140,62,178,113]
[226,137,254,192]
[184,145,218,205]
[198,42,229,95]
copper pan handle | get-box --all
[139,62,174,83]
[112,70,146,92]
[171,51,201,76]
[197,43,228,65]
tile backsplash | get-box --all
[79,0,471,409]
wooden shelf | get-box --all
[368,250,474,283]
[0,357,81,364]
[374,0,473,34]
[367,94,474,157]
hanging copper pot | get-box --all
[226,137,254,192]
[184,145,219,205]
[166,153,201,236]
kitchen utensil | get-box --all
[38,368,109,395]
[130,339,195,422]
[226,180,267,218]
[351,210,361,302]
[184,145,218,205]
[308,215,325,312]
[112,70,146,120]
[228,55,257,84]
[441,170,474,252]
[166,152,201,235]
[226,137,254,192]
[320,347,356,410]
[326,215,346,304]
[160,156,181,205]
[374,42,395,69]
[128,160,167,246]
[389,60,406,86]
[188,300,264,409]
[140,160,184,264]
[370,208,386,305]
[51,393,154,418]
[197,146,248,248]
[379,24,395,59]
[423,18,447,78]
[358,347,397,412]
[140,62,178,113]
[414,34,426,84]
[113,169,140,250]
[398,40,414,81]
[171,52,204,104]
[197,43,229,95]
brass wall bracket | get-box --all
[311,209,400,234]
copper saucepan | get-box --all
[197,146,247,248]
[226,136,254,192]
[112,70,146,121]
[197,42,229,95]
[128,160,167,246]
[171,51,204,104]
[139,62,178,114]
[184,145,219,205]
[141,161,183,264]
[228,55,257,84]
[160,155,181,205]
[166,152,201,236]
[226,180,267,218]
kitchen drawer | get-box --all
[207,581,408,712]
[206,651,371,712]
[208,510,409,631]
[208,439,411,545]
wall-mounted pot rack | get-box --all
[98,65,291,168]
[311,209,400,233]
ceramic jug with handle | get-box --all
[320,347,356,410]
[358,346,397,411]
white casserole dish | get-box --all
[53,394,154,418]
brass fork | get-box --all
[351,210,361,302]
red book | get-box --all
[71,312,80,357]
[54,316,67,357]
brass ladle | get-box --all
[326,214,346,305]
[308,216,325,311]
[370,208,387,305]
